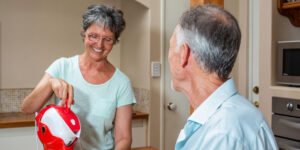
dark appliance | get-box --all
[276,40,300,86]
[272,97,300,150]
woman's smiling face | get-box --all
[83,23,115,61]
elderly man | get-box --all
[168,5,278,150]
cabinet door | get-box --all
[190,0,224,8]
[132,119,147,148]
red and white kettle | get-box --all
[35,98,81,150]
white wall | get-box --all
[224,0,239,20]
[121,0,150,89]
[0,0,121,89]
[0,127,42,150]
[224,0,240,83]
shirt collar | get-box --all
[188,78,238,124]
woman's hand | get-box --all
[50,78,74,108]
[22,74,75,114]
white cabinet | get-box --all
[132,119,148,148]
[0,127,42,150]
[0,119,149,149]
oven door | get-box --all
[272,114,300,150]
[276,137,300,150]
[272,114,300,141]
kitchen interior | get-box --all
[1,0,300,150]
[0,0,155,149]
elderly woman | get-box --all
[22,5,135,150]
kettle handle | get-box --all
[65,96,70,113]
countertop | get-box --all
[132,146,158,150]
[0,111,148,128]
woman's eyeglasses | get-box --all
[87,34,114,45]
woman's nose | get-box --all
[95,38,104,47]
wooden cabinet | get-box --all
[190,0,223,7]
[278,0,300,27]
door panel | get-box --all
[163,0,190,150]
[163,1,226,149]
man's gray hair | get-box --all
[177,5,241,80]
[82,5,126,43]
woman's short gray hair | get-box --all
[82,5,126,43]
[177,5,241,80]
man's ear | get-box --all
[180,43,190,67]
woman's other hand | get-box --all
[50,78,74,108]
[114,104,133,150]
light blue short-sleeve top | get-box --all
[45,55,136,150]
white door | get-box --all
[163,0,190,150]
[248,0,260,105]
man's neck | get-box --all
[183,73,224,110]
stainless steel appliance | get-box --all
[276,41,300,86]
[272,97,300,150]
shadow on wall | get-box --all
[0,22,2,88]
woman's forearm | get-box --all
[114,104,133,150]
[115,137,132,150]
[22,74,53,114]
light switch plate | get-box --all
[151,62,161,77]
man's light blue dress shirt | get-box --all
[175,78,278,150]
